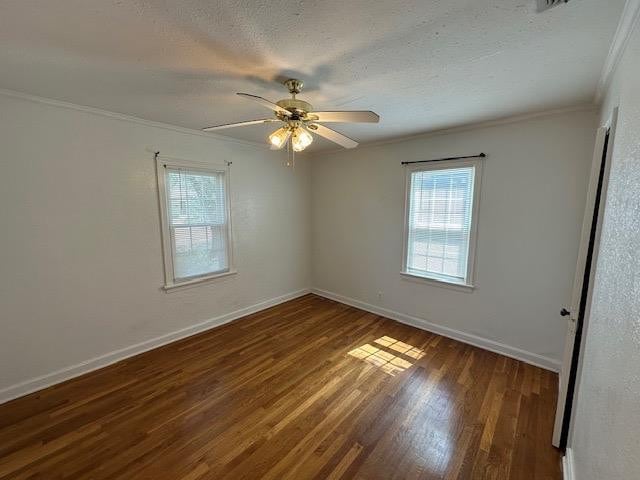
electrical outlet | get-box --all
[377,291,383,300]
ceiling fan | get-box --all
[202,79,379,157]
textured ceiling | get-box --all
[0,0,625,150]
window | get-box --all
[156,157,234,289]
[402,159,482,288]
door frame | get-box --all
[552,108,618,448]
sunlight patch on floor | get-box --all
[347,336,425,375]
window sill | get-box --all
[400,271,475,292]
[163,270,237,293]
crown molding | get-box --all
[311,103,596,156]
[595,0,640,103]
[0,87,269,151]
[0,86,597,158]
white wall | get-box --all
[0,92,311,400]
[310,110,597,369]
[569,4,640,478]
[0,88,600,402]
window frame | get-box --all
[401,158,483,291]
[156,155,235,291]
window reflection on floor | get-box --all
[347,336,425,375]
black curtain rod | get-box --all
[401,153,486,165]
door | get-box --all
[552,110,617,448]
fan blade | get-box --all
[310,124,358,149]
[308,111,379,123]
[202,119,279,131]
[237,93,292,117]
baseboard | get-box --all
[311,288,561,372]
[563,448,575,480]
[0,288,311,405]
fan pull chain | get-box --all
[286,134,295,168]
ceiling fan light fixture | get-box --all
[291,126,313,152]
[204,79,379,160]
[268,126,291,149]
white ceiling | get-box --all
[0,0,625,150]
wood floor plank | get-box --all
[0,294,562,479]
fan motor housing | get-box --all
[276,98,313,116]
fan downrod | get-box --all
[276,79,312,116]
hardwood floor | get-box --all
[0,294,562,479]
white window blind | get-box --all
[165,167,230,281]
[405,165,476,284]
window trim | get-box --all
[401,158,483,290]
[155,155,235,291]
